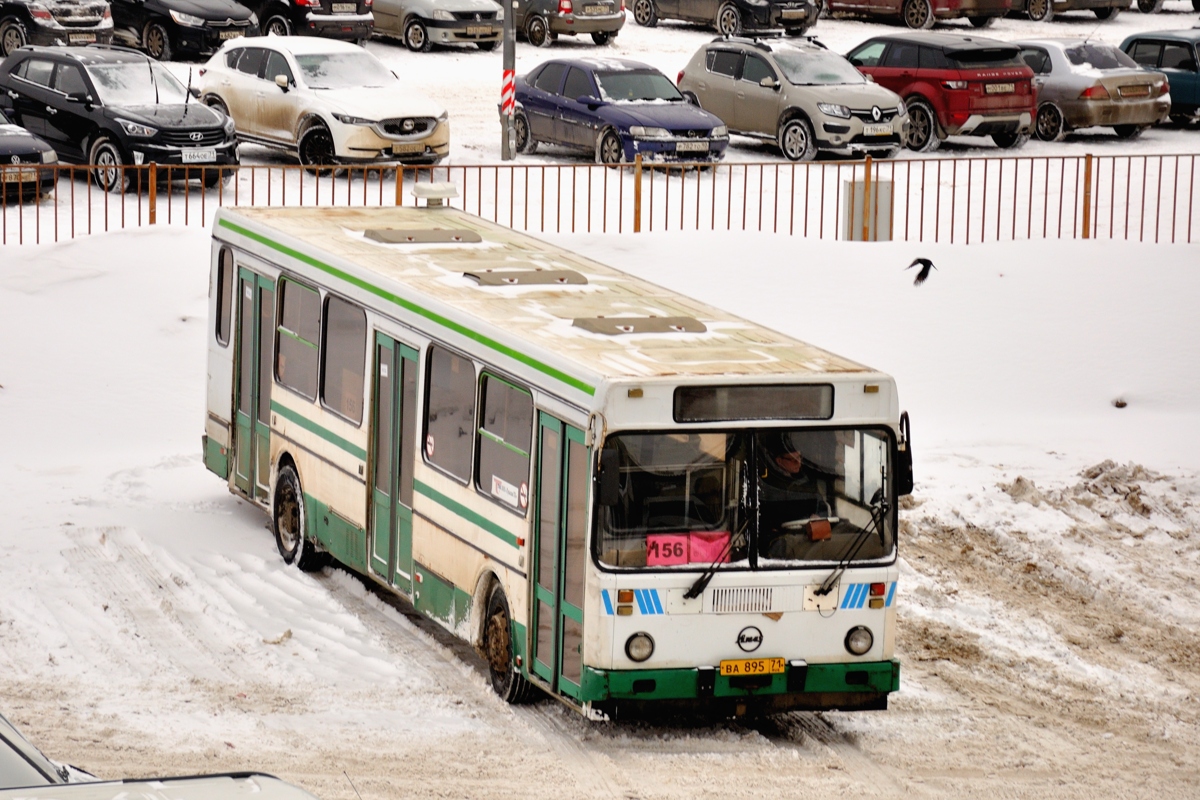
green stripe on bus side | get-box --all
[219,219,596,397]
[271,401,368,461]
[414,479,519,548]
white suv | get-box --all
[198,37,449,168]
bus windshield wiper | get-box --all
[684,522,746,600]
[816,490,886,596]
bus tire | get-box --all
[273,465,325,572]
[483,583,537,704]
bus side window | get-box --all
[320,295,366,425]
[425,345,476,482]
[215,247,234,346]
[276,278,321,400]
[475,374,533,514]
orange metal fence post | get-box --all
[861,155,873,242]
[633,154,643,233]
[1082,153,1093,240]
[395,166,404,205]
[148,163,158,225]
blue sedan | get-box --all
[514,58,729,164]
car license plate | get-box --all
[332,2,356,11]
[675,141,708,153]
[985,83,1015,95]
[392,142,425,154]
[781,8,807,18]
[1,167,38,183]
[219,30,243,39]
[181,148,217,164]
[466,25,493,34]
[719,657,786,677]
[68,33,96,43]
[584,3,607,12]
[1118,85,1150,98]
[864,123,891,136]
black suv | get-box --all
[631,0,818,37]
[0,45,239,190]
[1,0,114,57]
[241,0,372,40]
[109,0,259,61]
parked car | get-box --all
[1007,0,1124,20]
[373,0,500,52]
[511,0,623,47]
[109,0,259,61]
[678,38,906,161]
[1015,38,1170,141]
[513,57,728,163]
[0,44,239,191]
[0,0,114,57]
[198,36,448,168]
[1121,29,1200,125]
[630,0,818,37]
[1129,0,1197,12]
[241,0,373,40]
[0,711,90,789]
[824,0,1009,29]
[0,104,57,200]
[847,32,1035,151]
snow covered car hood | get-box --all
[598,100,723,131]
[791,82,902,111]
[160,0,255,22]
[107,104,225,129]
[416,0,501,12]
[314,86,446,122]
[0,124,54,158]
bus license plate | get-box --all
[392,142,424,154]
[181,148,217,164]
[719,657,785,677]
[332,2,357,11]
[985,83,1014,94]
[675,141,708,153]
[68,33,96,43]
[1,167,38,183]
[219,30,244,39]
[864,123,890,136]
[466,25,493,34]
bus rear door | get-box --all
[369,333,419,594]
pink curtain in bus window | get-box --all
[646,533,689,566]
[689,531,729,563]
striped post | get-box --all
[501,70,515,118]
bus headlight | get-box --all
[625,632,654,662]
[844,626,873,656]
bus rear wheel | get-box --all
[273,465,325,572]
[483,584,537,703]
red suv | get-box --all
[847,33,1035,152]
[825,0,1011,30]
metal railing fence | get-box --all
[2,153,1196,245]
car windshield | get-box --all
[85,62,189,105]
[594,70,682,102]
[1065,43,1139,71]
[595,429,895,570]
[772,50,867,86]
[295,52,395,89]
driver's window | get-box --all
[848,42,886,68]
[741,55,774,85]
[562,67,593,100]
[52,64,88,96]
[263,51,294,85]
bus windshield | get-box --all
[595,428,894,570]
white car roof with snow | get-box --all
[224,35,369,56]
[0,773,319,800]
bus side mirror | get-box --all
[597,448,620,506]
[895,411,914,497]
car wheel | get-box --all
[299,125,337,174]
[477,39,498,51]
[143,20,172,61]
[904,97,940,152]
[966,14,994,27]
[483,584,538,703]
[1092,5,1118,18]
[526,14,551,47]
[264,14,292,36]
[0,17,28,58]
[901,0,934,29]
[632,0,658,27]
[202,166,234,188]
[1135,0,1162,11]
[89,137,132,194]
[597,128,624,166]
[1035,103,1064,142]
[204,94,230,119]
[514,111,537,154]
[591,31,612,45]
[715,2,742,36]
[1025,0,1052,21]
[272,465,326,571]
[404,18,432,52]
[783,26,811,36]
[778,116,816,162]
[991,132,1029,149]
[1113,124,1145,140]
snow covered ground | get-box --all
[1,224,1198,798]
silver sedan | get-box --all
[1015,38,1171,141]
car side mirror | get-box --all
[65,92,88,104]
[275,74,290,91]
[597,448,620,507]
[188,86,201,99]
[894,411,914,497]
[577,95,604,108]
[759,76,777,90]
[865,74,875,82]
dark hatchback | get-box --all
[0,0,114,58]
[109,0,260,61]
[0,105,57,199]
[242,0,373,40]
[631,0,818,37]
[514,57,728,164]
[0,45,238,191]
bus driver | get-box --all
[759,433,832,558]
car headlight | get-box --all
[332,113,375,125]
[169,10,207,27]
[223,115,236,135]
[248,12,259,26]
[495,5,504,19]
[710,125,728,138]
[41,150,58,163]
[817,103,851,119]
[844,626,873,656]
[116,118,158,137]
[896,104,907,117]
[438,110,449,122]
[629,125,671,139]
[433,9,455,20]
[625,632,654,662]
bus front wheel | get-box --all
[484,584,538,703]
[272,465,326,572]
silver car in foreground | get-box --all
[1016,38,1171,141]
[373,0,502,51]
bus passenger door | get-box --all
[531,414,588,701]
[233,269,275,502]
[369,333,418,595]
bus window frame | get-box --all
[215,246,235,348]
[317,291,368,428]
[273,275,323,403]
[421,342,479,486]
[473,370,535,519]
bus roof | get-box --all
[214,205,877,402]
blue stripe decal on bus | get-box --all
[651,590,664,615]
[840,584,857,609]
[857,584,869,609]
[601,590,614,616]
[886,582,896,608]
[634,590,648,615]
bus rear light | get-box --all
[869,598,884,609]
[870,583,886,596]
[617,589,634,603]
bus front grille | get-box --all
[710,587,773,614]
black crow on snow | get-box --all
[907,257,936,286]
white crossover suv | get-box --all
[197,37,449,168]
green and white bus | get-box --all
[203,188,913,718]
